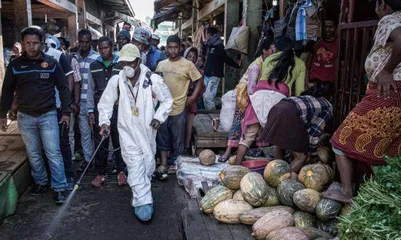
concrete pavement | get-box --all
[0,175,188,240]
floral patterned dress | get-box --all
[227,57,263,147]
[330,11,401,165]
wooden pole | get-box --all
[348,0,355,23]
[68,14,78,46]
[223,0,240,93]
[27,0,32,26]
[195,0,200,31]
[178,15,183,38]
[191,1,196,40]
[0,0,5,91]
[76,0,86,29]
[14,0,31,41]
[279,0,285,19]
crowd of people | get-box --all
[0,0,400,223]
[0,23,233,221]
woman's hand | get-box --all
[376,69,397,98]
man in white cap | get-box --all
[97,44,173,221]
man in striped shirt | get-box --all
[74,29,99,172]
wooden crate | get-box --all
[193,113,228,154]
[0,123,30,198]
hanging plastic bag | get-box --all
[225,26,250,54]
[218,89,237,132]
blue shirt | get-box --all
[146,45,166,72]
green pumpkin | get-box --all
[263,159,292,187]
[316,182,343,222]
[277,179,305,207]
[293,211,315,228]
[220,165,251,190]
[240,172,269,207]
[262,187,280,206]
[317,219,339,236]
[200,185,233,214]
[293,188,322,213]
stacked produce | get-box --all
[200,160,347,239]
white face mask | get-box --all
[123,60,141,78]
[123,66,136,78]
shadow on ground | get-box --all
[0,175,188,240]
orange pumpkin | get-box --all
[298,164,334,192]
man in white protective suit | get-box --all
[97,44,173,221]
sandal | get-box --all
[218,154,230,163]
[154,166,168,181]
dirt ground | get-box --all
[0,173,189,240]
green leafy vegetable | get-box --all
[338,156,401,240]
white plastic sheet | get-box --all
[225,26,250,54]
[176,156,228,198]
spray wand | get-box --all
[73,134,108,191]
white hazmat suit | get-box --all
[98,65,173,207]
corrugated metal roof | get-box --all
[152,0,193,29]
[154,0,191,13]
[95,0,135,17]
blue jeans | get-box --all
[203,76,220,110]
[156,110,186,165]
[17,110,67,191]
[79,101,93,161]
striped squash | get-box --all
[200,185,233,214]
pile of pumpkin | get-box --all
[200,160,346,240]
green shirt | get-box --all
[103,60,112,68]
[260,52,306,96]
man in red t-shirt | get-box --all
[309,20,339,99]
